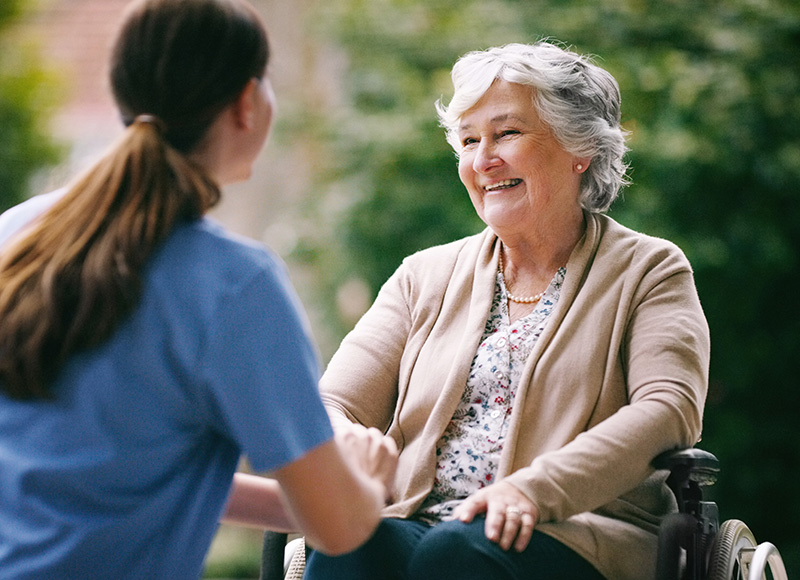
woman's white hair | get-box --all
[436,41,630,213]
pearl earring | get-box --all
[576,164,583,171]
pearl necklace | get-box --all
[497,251,544,304]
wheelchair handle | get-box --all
[653,448,720,487]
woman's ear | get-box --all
[574,157,591,173]
[231,78,260,131]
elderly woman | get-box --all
[305,41,709,580]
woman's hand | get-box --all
[335,423,398,503]
[451,480,539,553]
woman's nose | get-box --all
[473,140,502,173]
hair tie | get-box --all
[133,114,167,133]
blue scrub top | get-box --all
[0,197,334,579]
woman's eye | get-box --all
[499,130,520,138]
[461,137,478,147]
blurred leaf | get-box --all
[0,5,64,212]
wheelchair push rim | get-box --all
[706,519,789,580]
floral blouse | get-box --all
[416,266,566,523]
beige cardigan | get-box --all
[320,212,709,580]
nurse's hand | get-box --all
[335,423,398,503]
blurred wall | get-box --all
[23,0,335,238]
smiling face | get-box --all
[457,80,585,240]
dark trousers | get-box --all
[304,517,606,580]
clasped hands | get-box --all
[335,423,399,504]
[336,424,538,553]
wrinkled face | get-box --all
[456,80,583,235]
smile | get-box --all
[484,179,522,192]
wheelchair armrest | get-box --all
[653,448,720,487]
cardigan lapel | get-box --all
[412,229,502,447]
[497,212,603,476]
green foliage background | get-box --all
[297,0,800,574]
[0,0,62,213]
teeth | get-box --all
[484,179,522,192]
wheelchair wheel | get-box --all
[706,519,756,580]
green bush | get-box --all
[0,0,63,212]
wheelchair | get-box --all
[654,448,788,580]
[259,448,790,580]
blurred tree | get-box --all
[296,0,800,573]
[581,5,800,575]
[0,0,63,213]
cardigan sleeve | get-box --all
[319,233,479,439]
[319,264,414,433]
[503,239,710,523]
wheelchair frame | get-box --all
[654,448,788,580]
[259,448,790,580]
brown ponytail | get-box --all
[0,0,269,399]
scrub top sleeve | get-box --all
[201,256,333,473]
